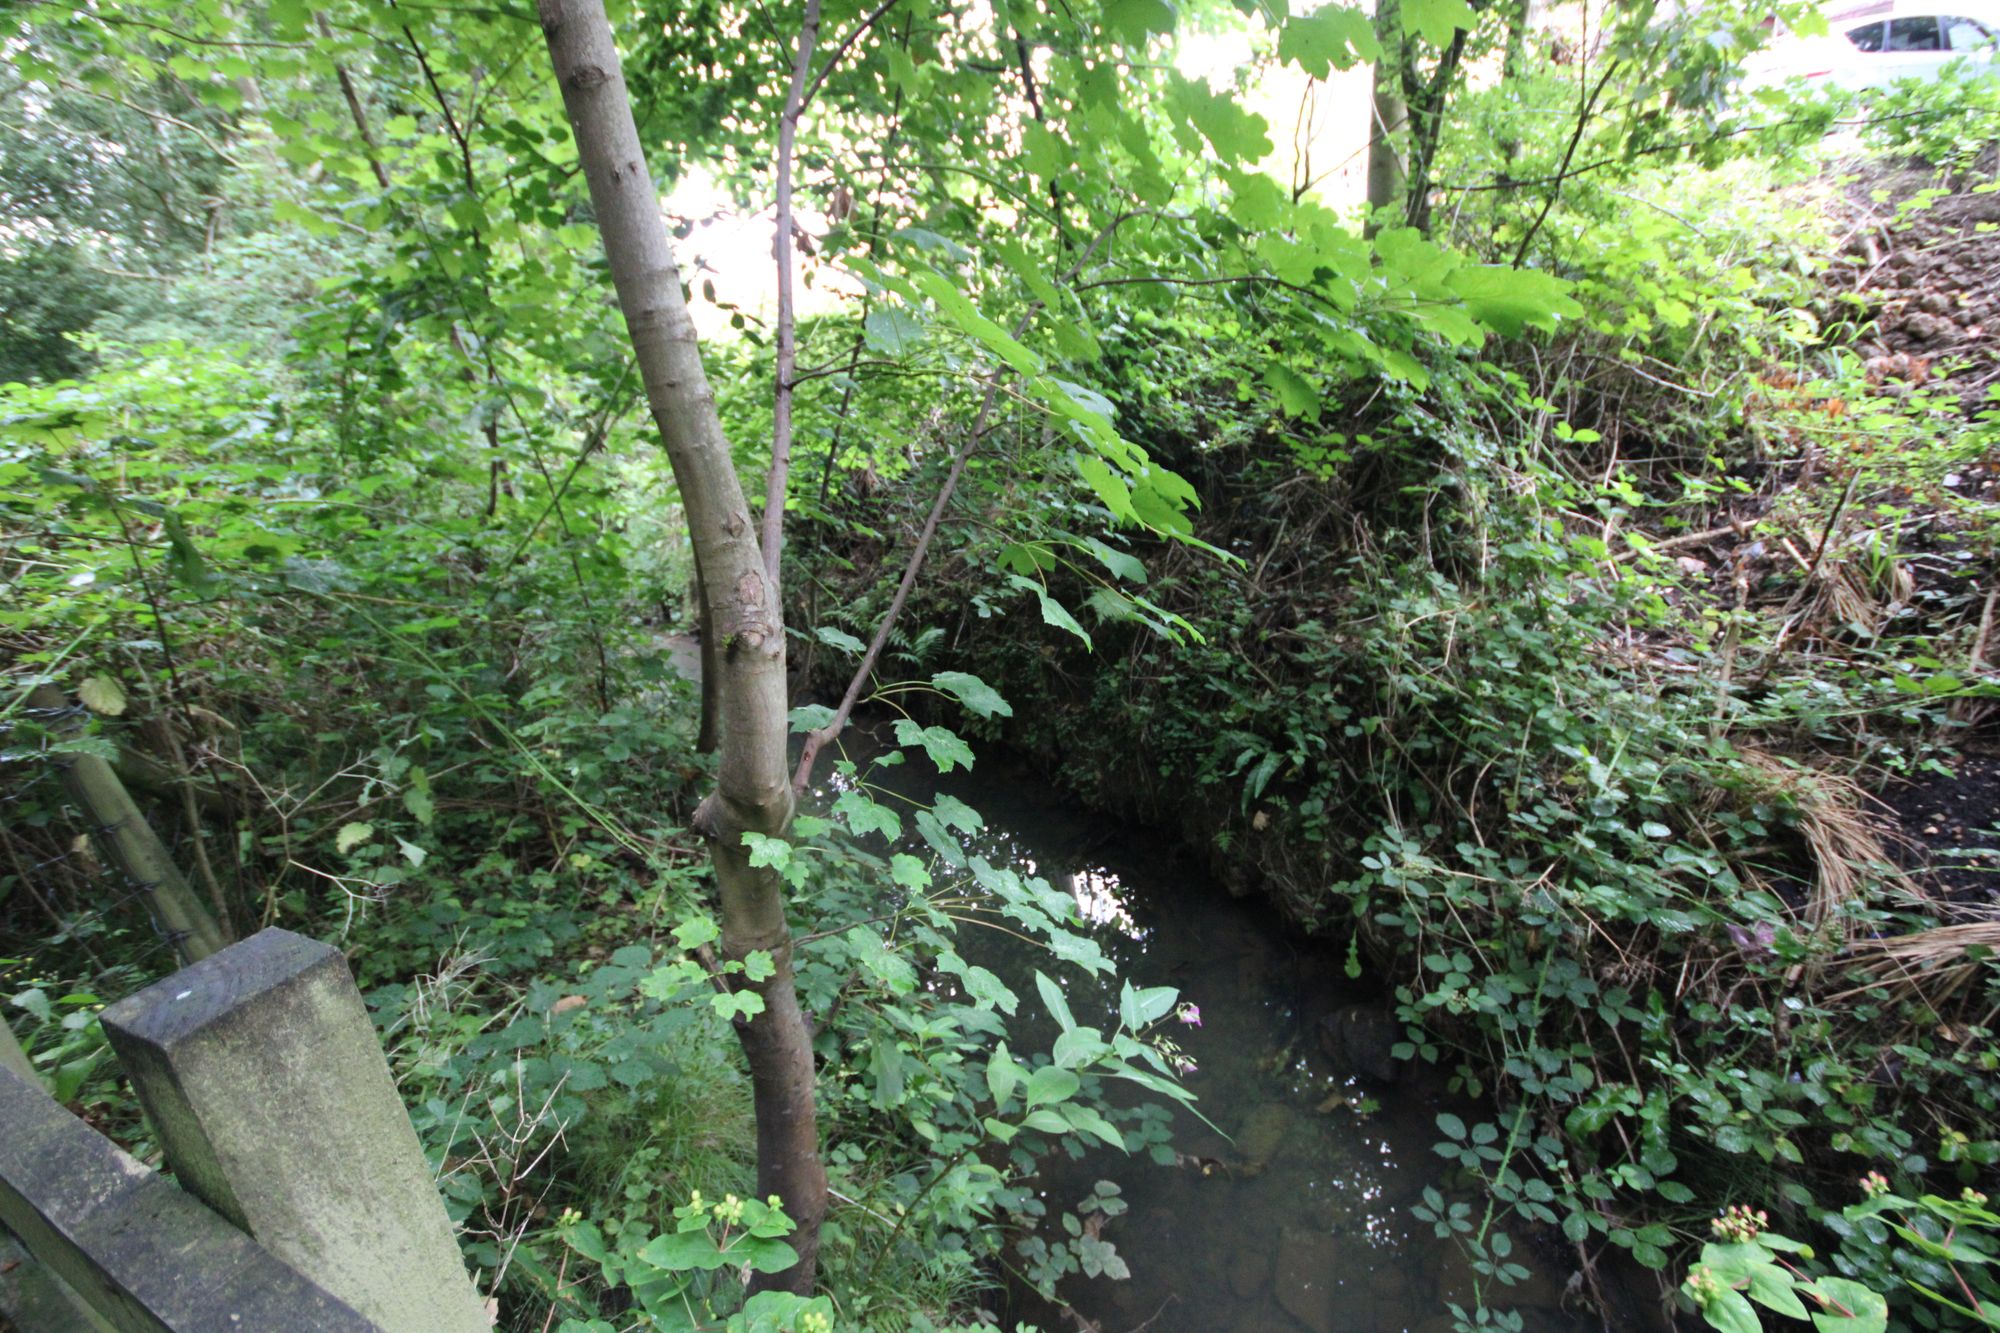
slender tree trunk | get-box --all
[1499,0,1536,161]
[1401,28,1468,235]
[29,686,228,967]
[693,555,720,755]
[1366,0,1407,234]
[538,0,826,1291]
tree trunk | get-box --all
[1500,0,1537,161]
[1400,28,1467,235]
[693,555,720,755]
[1366,0,1407,234]
[29,686,229,967]
[537,0,827,1292]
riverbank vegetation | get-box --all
[3,0,1998,1328]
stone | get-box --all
[1235,1102,1298,1176]
[1227,1241,1275,1300]
[1272,1226,1365,1330]
[0,1019,33,1085]
[101,928,490,1333]
[1902,311,1949,342]
[1316,1003,1404,1084]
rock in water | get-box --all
[1316,1003,1404,1084]
[1273,1226,1361,1330]
[1234,1102,1298,1176]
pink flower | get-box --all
[1175,1057,1198,1074]
[1177,1004,1202,1027]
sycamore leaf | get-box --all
[1264,364,1321,422]
[1404,0,1478,45]
[1277,4,1380,76]
[1103,0,1176,44]
[932,670,1012,719]
[815,626,867,655]
[77,675,126,716]
[1447,265,1582,336]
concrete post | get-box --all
[100,928,491,1333]
[0,1064,374,1333]
[1,1015,34,1084]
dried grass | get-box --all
[1738,749,1908,939]
[1831,920,2000,1005]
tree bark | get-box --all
[537,0,826,1292]
[1366,0,1408,234]
[693,555,720,755]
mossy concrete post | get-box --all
[1,1015,34,1084]
[100,928,491,1333]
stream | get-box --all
[810,726,1597,1333]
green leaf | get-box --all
[741,951,776,983]
[932,670,1012,719]
[1053,1025,1109,1069]
[913,270,1042,376]
[710,990,766,1022]
[1447,265,1582,336]
[814,626,867,655]
[402,768,434,827]
[1077,454,1138,522]
[1061,1103,1129,1150]
[891,718,976,773]
[1034,589,1093,648]
[1118,983,1179,1030]
[335,821,374,853]
[960,964,1017,1014]
[889,853,931,890]
[734,1236,801,1274]
[638,1230,728,1271]
[833,790,902,841]
[1746,1265,1809,1320]
[1700,1287,1763,1333]
[1264,364,1321,422]
[1035,970,1077,1030]
[674,916,720,951]
[77,675,125,716]
[1403,0,1478,44]
[1277,5,1381,77]
[863,306,924,356]
[789,703,836,733]
[1103,0,1175,44]
[1024,1064,1080,1107]
[986,1043,1022,1105]
[1807,1278,1887,1333]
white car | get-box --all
[1743,2,2000,90]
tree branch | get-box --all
[763,0,824,592]
[790,212,1138,792]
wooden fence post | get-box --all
[28,685,228,965]
[100,928,491,1333]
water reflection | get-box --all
[810,730,1594,1333]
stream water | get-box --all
[811,728,1598,1333]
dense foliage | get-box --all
[4,0,1998,1328]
